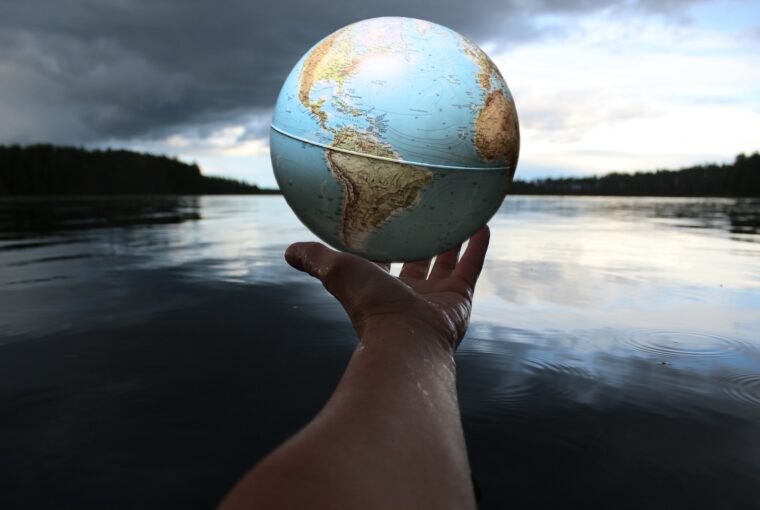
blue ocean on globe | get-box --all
[270,16,520,261]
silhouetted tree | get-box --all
[510,152,760,196]
[0,145,279,195]
[2,145,758,197]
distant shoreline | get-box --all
[2,193,757,200]
[0,145,279,196]
[507,152,760,197]
[1,145,757,197]
[506,192,760,198]
[0,193,282,199]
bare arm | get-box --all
[219,226,490,510]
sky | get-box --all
[1,0,759,187]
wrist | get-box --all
[358,314,457,360]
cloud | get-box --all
[495,10,760,179]
[0,0,710,146]
[750,24,760,42]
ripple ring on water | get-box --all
[486,360,591,410]
[721,373,760,408]
[626,330,750,359]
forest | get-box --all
[1,145,758,197]
[510,152,760,196]
[0,145,277,195]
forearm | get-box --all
[219,318,476,510]
[322,318,474,506]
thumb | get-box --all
[285,243,393,316]
[284,242,335,279]
[284,242,360,303]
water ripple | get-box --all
[626,330,750,359]
[483,359,594,412]
[524,359,593,379]
[721,373,760,408]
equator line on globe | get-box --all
[270,16,519,262]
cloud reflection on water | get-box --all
[1,195,760,508]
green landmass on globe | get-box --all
[270,16,520,261]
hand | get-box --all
[284,225,490,352]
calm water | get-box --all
[1,195,759,509]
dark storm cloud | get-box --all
[0,0,706,144]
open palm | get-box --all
[284,226,490,350]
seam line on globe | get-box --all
[270,125,509,171]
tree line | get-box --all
[510,152,760,196]
[1,144,758,197]
[0,144,279,195]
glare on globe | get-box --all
[270,16,519,262]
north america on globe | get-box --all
[270,16,520,261]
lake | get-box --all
[1,195,759,509]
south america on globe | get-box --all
[270,17,520,262]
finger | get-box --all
[284,242,341,283]
[428,242,462,281]
[374,261,391,272]
[453,225,490,289]
[285,242,382,306]
[399,258,432,280]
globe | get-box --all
[270,17,519,262]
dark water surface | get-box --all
[1,196,759,509]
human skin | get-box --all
[218,225,490,510]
